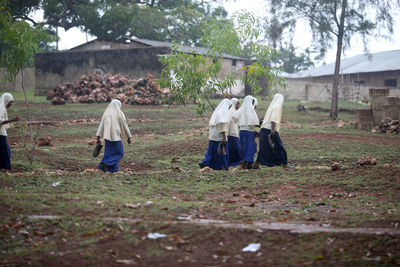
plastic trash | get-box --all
[52,181,62,187]
[242,243,261,252]
[147,233,167,239]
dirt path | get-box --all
[27,215,400,236]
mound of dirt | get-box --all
[47,73,171,105]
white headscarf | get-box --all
[96,99,131,141]
[229,98,239,117]
[209,99,232,127]
[261,94,284,131]
[234,95,259,127]
[0,93,14,132]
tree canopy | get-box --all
[39,0,228,45]
[159,12,285,115]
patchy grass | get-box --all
[1,96,399,266]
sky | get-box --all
[36,0,400,67]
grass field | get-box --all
[1,94,399,266]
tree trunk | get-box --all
[330,0,347,119]
[244,60,253,96]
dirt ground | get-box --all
[1,99,400,266]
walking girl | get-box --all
[234,95,259,169]
[253,93,287,168]
[0,93,20,172]
[199,99,231,170]
[227,98,243,166]
[96,99,131,173]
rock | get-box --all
[331,162,341,171]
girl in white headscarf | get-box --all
[0,93,20,171]
[253,93,287,168]
[96,99,131,172]
[199,99,231,170]
[227,98,243,166]
[233,95,259,169]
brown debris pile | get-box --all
[47,73,171,105]
[36,136,52,147]
[371,119,400,134]
[357,156,377,166]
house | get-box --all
[282,50,400,102]
[35,38,247,96]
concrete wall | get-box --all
[0,67,35,92]
[283,70,400,102]
[35,47,170,95]
[281,78,371,102]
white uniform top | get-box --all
[209,122,228,141]
[96,99,131,141]
[261,94,284,133]
[240,125,257,132]
[0,93,14,136]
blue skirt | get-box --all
[257,128,287,167]
[99,139,124,173]
[228,136,243,166]
[0,135,11,170]
[201,140,229,170]
[239,130,257,163]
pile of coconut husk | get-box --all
[47,73,171,105]
[371,119,400,134]
[357,156,377,166]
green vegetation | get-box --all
[1,97,399,265]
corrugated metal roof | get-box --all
[130,38,247,60]
[287,49,400,78]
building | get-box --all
[282,50,400,102]
[35,38,247,96]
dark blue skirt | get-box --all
[228,136,243,166]
[239,130,257,163]
[201,140,229,170]
[99,139,124,173]
[257,128,287,167]
[0,135,11,170]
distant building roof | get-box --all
[287,49,400,78]
[70,38,246,60]
[130,37,246,60]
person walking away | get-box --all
[234,95,259,169]
[0,93,20,172]
[96,99,131,173]
[228,98,243,166]
[253,94,287,168]
[199,99,231,170]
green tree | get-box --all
[272,45,314,74]
[266,0,399,119]
[1,0,54,163]
[158,11,285,115]
[41,0,228,45]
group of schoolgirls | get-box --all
[1,92,286,174]
[200,94,287,170]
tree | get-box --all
[41,0,228,45]
[266,0,399,119]
[158,11,285,115]
[1,0,54,163]
[272,45,314,74]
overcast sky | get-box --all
[39,0,400,66]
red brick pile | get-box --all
[47,73,170,105]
